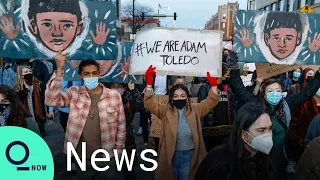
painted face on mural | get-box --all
[28,0,84,52]
[96,60,116,76]
[265,28,300,60]
[263,12,303,61]
[30,12,83,52]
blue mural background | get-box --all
[63,42,143,84]
[234,10,320,65]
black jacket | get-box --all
[195,144,287,180]
[228,69,320,111]
[197,82,237,126]
[122,88,144,147]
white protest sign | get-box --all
[130,28,223,77]
[241,74,253,87]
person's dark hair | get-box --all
[168,84,192,113]
[78,60,100,75]
[28,0,83,22]
[264,12,303,46]
[169,76,186,86]
[0,85,28,127]
[298,68,314,85]
[227,103,276,180]
[259,78,283,110]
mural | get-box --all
[234,10,320,65]
[0,0,117,60]
[64,42,143,84]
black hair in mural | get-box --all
[27,0,85,52]
[28,0,82,21]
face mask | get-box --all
[307,76,314,83]
[172,99,187,109]
[316,88,320,97]
[266,91,283,106]
[293,72,301,79]
[0,104,11,126]
[244,132,273,155]
[116,88,125,96]
[83,77,99,91]
[23,74,33,85]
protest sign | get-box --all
[130,28,223,77]
[234,10,320,65]
[241,74,253,87]
[149,95,198,138]
[0,0,117,60]
[150,114,162,138]
[256,63,300,79]
[63,42,143,84]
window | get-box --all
[223,13,226,19]
[289,0,294,11]
[272,3,276,11]
[222,23,226,28]
[266,6,270,10]
[250,1,256,10]
[279,0,284,11]
[299,0,306,8]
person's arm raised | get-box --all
[144,65,166,119]
[45,50,72,108]
[194,72,221,118]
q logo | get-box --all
[0,127,54,180]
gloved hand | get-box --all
[145,65,156,86]
[226,52,239,70]
[206,72,217,87]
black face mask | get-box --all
[172,100,187,109]
[222,78,230,84]
[24,74,33,85]
[307,76,314,82]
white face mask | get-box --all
[244,132,273,155]
[316,88,320,97]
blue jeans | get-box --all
[172,150,193,180]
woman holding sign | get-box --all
[144,65,221,180]
[225,52,320,164]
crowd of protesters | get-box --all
[1,48,320,180]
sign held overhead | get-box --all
[130,28,223,77]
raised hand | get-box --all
[55,50,70,75]
[206,72,218,87]
[0,14,21,39]
[90,22,110,45]
[235,28,255,47]
[308,32,320,53]
[145,65,156,86]
[256,74,264,85]
[119,56,131,78]
[128,80,135,90]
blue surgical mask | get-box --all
[83,77,99,91]
[293,72,301,79]
[266,91,283,106]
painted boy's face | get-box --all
[30,12,83,52]
[265,28,300,60]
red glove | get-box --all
[145,65,156,85]
[206,72,217,87]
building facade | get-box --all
[120,18,159,41]
[205,2,239,41]
[248,0,320,12]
